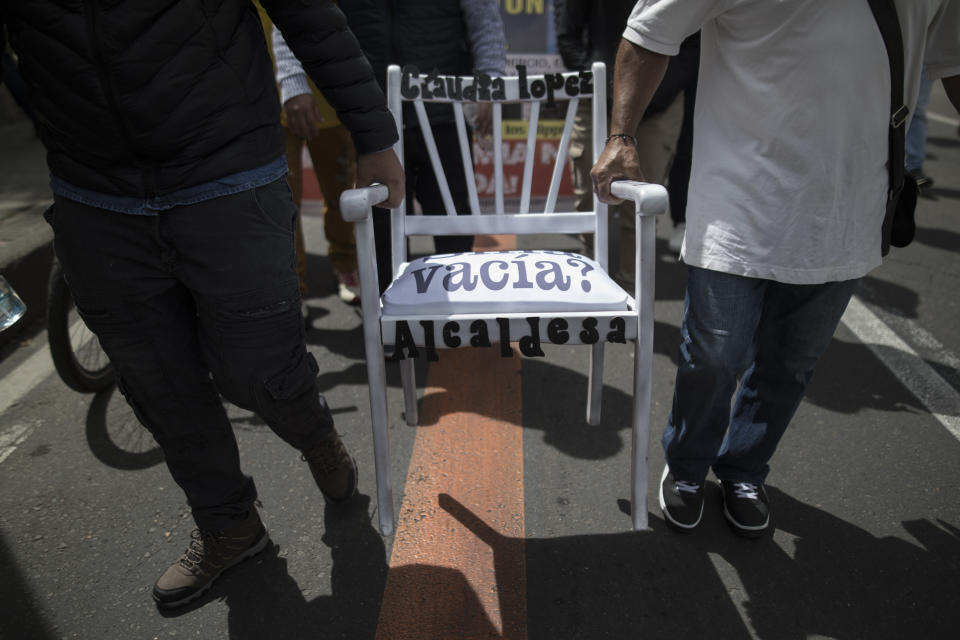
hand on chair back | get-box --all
[591,137,645,206]
[356,148,405,208]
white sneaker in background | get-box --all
[336,270,361,306]
[301,300,311,329]
[668,222,685,253]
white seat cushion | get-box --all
[382,250,629,315]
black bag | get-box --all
[867,0,917,256]
[885,171,918,251]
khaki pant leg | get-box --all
[305,125,358,275]
[618,93,685,285]
[569,100,595,257]
[284,129,309,296]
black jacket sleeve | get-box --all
[261,0,398,154]
[645,32,700,116]
[554,0,590,72]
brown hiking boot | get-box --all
[152,508,269,609]
[301,428,358,503]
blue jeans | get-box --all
[905,68,932,174]
[662,266,859,484]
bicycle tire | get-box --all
[47,259,115,393]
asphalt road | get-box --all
[1,86,958,640]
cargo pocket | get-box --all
[263,351,320,401]
[253,351,328,438]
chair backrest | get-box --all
[384,62,609,275]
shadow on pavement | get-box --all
[155,494,388,637]
[0,530,59,640]
[222,494,393,639]
[442,490,959,640]
[803,337,926,416]
[855,276,919,319]
[927,135,960,151]
[157,493,501,639]
[84,384,165,470]
[914,225,960,252]
[653,237,689,303]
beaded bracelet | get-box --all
[605,133,638,147]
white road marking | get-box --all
[927,111,959,127]
[840,296,960,441]
[0,422,37,464]
[871,303,960,378]
[0,343,55,417]
[0,344,56,464]
[707,552,755,636]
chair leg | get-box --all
[631,339,651,531]
[400,357,418,426]
[368,356,395,536]
[371,399,395,536]
[587,342,604,426]
[631,212,657,531]
[363,335,394,536]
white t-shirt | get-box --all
[624,0,960,283]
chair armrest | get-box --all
[340,184,391,222]
[610,180,669,217]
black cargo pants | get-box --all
[46,178,335,532]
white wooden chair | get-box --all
[340,62,667,536]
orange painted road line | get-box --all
[376,235,528,640]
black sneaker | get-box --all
[719,480,770,538]
[659,466,704,531]
[909,171,935,197]
[153,508,269,609]
[301,428,358,503]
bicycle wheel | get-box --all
[47,258,115,393]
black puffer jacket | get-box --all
[339,0,473,127]
[554,0,699,117]
[0,0,397,198]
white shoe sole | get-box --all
[659,465,703,530]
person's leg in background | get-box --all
[667,84,696,252]
[372,121,474,295]
[405,122,475,254]
[905,68,934,195]
[372,205,394,295]
[618,92,684,287]
[305,123,361,305]
[568,99,596,257]
[283,130,311,304]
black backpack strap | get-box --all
[866,0,909,252]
